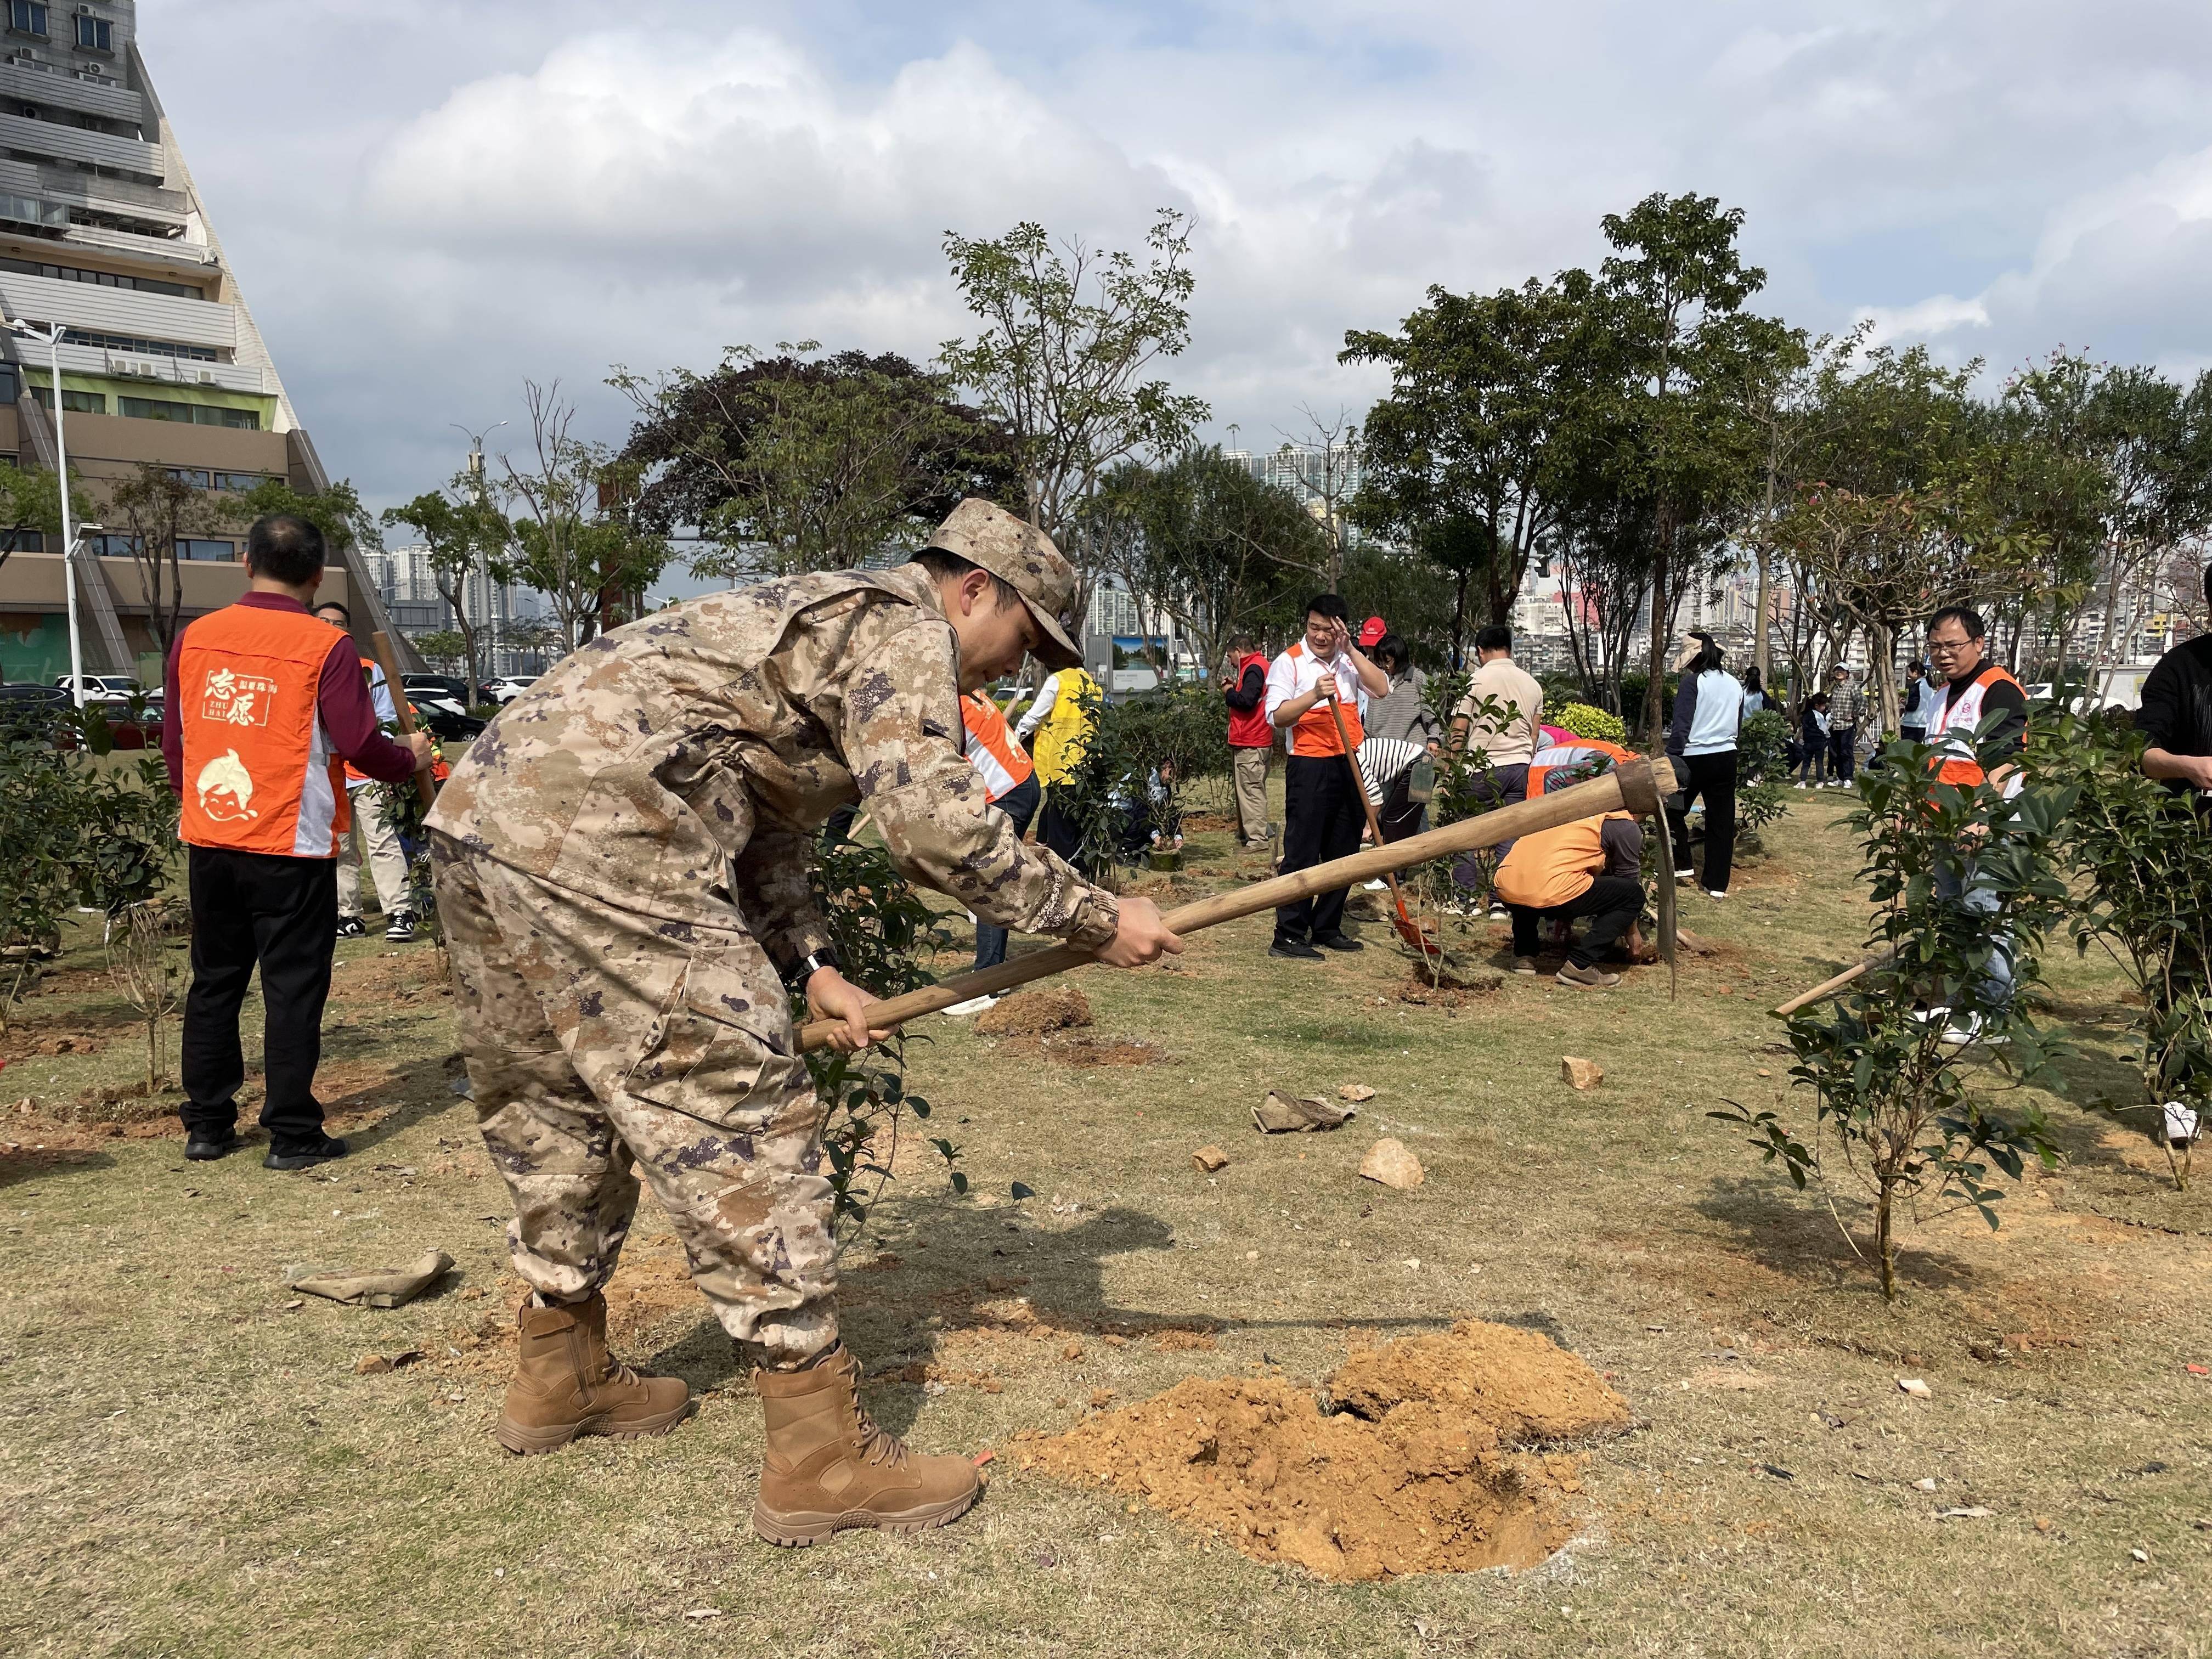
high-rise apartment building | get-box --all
[0,0,399,685]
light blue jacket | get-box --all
[1668,669,1743,758]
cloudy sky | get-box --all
[142,0,2212,538]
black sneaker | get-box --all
[184,1130,241,1161]
[335,916,366,939]
[384,911,419,943]
[265,1135,348,1171]
[1269,938,1324,961]
[1313,932,1364,952]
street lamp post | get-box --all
[7,320,80,706]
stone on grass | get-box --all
[1253,1091,1355,1134]
[1359,1137,1425,1190]
[1339,1084,1377,1103]
[1560,1056,1604,1091]
[1192,1144,1229,1172]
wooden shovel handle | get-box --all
[370,630,436,808]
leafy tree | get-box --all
[105,462,246,653]
[939,211,1209,598]
[236,476,381,562]
[612,345,1019,578]
[382,482,510,699]
[0,461,85,584]
[1344,275,1596,653]
[496,381,670,651]
[1714,726,2075,1300]
[1592,193,1779,740]
[2031,707,2212,1188]
[1084,447,1316,676]
[413,629,468,674]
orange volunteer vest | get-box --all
[1493,812,1629,911]
[961,692,1034,803]
[177,602,349,857]
[1279,640,1365,758]
[1524,737,1634,800]
[1928,665,2025,795]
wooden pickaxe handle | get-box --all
[1773,947,1897,1017]
[370,630,436,809]
[797,756,1678,1052]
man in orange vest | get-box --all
[161,516,436,1169]
[1221,631,1274,851]
[1263,592,1390,958]
[957,688,1039,982]
[312,600,419,943]
[1922,603,2028,1043]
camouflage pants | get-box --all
[430,833,839,1364]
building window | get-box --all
[0,257,205,300]
[28,385,105,414]
[0,191,69,229]
[117,396,257,428]
[165,466,211,488]
[9,2,48,40]
[213,471,269,492]
[73,14,109,51]
[176,538,234,563]
[86,532,139,558]
[26,323,218,363]
[0,527,41,552]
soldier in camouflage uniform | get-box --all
[426,497,1179,1544]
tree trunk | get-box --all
[1869,619,1901,740]
[1876,1182,1896,1302]
[1450,568,1469,671]
[1643,504,1674,743]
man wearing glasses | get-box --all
[1922,605,2028,1045]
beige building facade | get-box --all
[0,0,398,686]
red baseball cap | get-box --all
[1358,616,1387,648]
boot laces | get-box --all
[847,1369,911,1469]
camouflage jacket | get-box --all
[427,565,1119,966]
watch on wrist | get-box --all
[790,947,842,990]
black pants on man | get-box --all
[1667,749,1738,894]
[1827,724,1859,785]
[974,774,1041,970]
[180,845,338,1153]
[1509,875,1645,970]
[1275,753,1364,944]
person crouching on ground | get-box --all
[1494,808,1646,990]
[1263,593,1390,959]
[425,498,1180,1546]
[165,516,436,1169]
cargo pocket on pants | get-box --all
[620,947,800,1136]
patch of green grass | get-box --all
[2,792,2208,1656]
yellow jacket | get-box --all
[1029,668,1099,786]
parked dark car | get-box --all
[0,681,69,741]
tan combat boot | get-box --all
[493,1293,691,1455]
[751,1346,981,1545]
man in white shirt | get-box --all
[1263,592,1389,959]
[313,602,417,943]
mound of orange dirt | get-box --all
[1015,1318,1629,1581]
[975,986,1092,1037]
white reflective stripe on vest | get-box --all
[1932,670,2025,798]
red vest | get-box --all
[1227,651,1271,748]
[177,602,349,857]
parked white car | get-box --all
[481,675,539,704]
[54,674,143,706]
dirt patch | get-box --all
[976,987,1092,1037]
[994,1033,1167,1067]
[1395,973,1502,1009]
[1017,1318,1630,1581]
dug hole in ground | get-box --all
[1018,1318,1631,1581]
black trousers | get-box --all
[1037,793,1081,862]
[974,774,1041,970]
[1379,769,1425,844]
[1276,754,1365,943]
[181,844,338,1150]
[1828,724,1858,784]
[1667,749,1738,893]
[1509,875,1645,969]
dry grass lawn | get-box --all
[2,789,2209,1657]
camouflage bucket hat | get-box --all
[925,498,1083,670]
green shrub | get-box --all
[1552,702,1627,744]
[1734,708,1792,855]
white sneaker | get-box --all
[943,995,998,1017]
[1675,871,1696,884]
[1705,889,1727,900]
[1363,878,1387,891]
[1939,1014,2009,1047]
[2163,1101,2200,1147]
